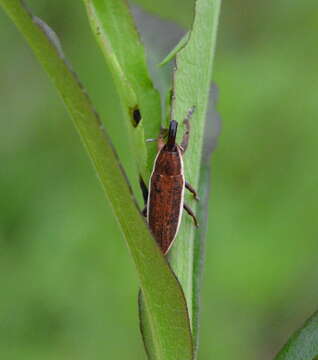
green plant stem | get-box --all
[0,1,193,359]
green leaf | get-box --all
[140,97,219,359]
[0,1,193,359]
[159,32,189,67]
[168,0,221,329]
[274,311,318,360]
[131,0,194,29]
[139,291,157,360]
[82,0,162,179]
[192,85,220,356]
[139,1,221,358]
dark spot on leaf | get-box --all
[130,106,142,127]
[133,109,142,126]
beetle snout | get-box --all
[166,120,178,150]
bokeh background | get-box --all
[1,1,318,359]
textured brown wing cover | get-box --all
[148,147,184,254]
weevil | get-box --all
[143,108,199,255]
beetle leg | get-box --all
[139,176,149,204]
[145,138,157,143]
[180,106,196,153]
[141,206,147,217]
[146,127,167,151]
[183,203,199,227]
[157,134,165,151]
[185,181,200,201]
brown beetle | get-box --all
[145,109,199,255]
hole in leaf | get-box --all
[131,107,142,127]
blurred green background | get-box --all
[1,1,318,359]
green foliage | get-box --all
[83,0,162,179]
[168,0,221,330]
[191,87,219,356]
[132,0,195,28]
[275,311,318,360]
[0,1,193,359]
[159,32,189,67]
[139,1,221,358]
[1,1,318,360]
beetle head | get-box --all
[166,120,178,150]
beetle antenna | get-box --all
[166,120,178,150]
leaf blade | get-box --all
[159,32,190,67]
[274,311,318,360]
[168,0,221,328]
[83,0,162,178]
[192,84,221,356]
[0,1,193,359]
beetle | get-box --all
[143,108,199,255]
